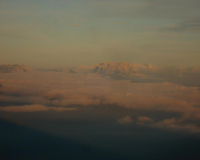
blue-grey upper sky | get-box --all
[0,0,200,68]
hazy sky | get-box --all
[1,0,200,68]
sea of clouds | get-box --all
[0,70,200,133]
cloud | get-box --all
[71,24,80,26]
[0,104,77,112]
[137,116,152,123]
[87,0,200,19]
[118,116,132,124]
[1,72,200,114]
[115,22,127,25]
[1,71,200,132]
[151,118,200,133]
[163,18,200,32]
[135,116,200,133]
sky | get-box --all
[1,0,200,68]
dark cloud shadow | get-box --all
[0,118,127,160]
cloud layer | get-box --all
[0,104,77,112]
[0,71,200,132]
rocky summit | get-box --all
[0,64,33,73]
[91,62,158,77]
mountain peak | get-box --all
[0,64,33,73]
[91,62,157,77]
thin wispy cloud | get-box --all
[71,24,80,26]
[163,18,200,32]
[115,22,127,25]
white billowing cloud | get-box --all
[118,116,133,124]
[0,104,77,112]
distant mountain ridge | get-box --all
[91,62,158,77]
[90,62,200,77]
[3,62,199,77]
[0,64,33,73]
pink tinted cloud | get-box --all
[0,104,77,112]
[118,116,133,124]
[1,72,200,132]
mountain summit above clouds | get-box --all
[0,64,33,73]
[91,62,158,77]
